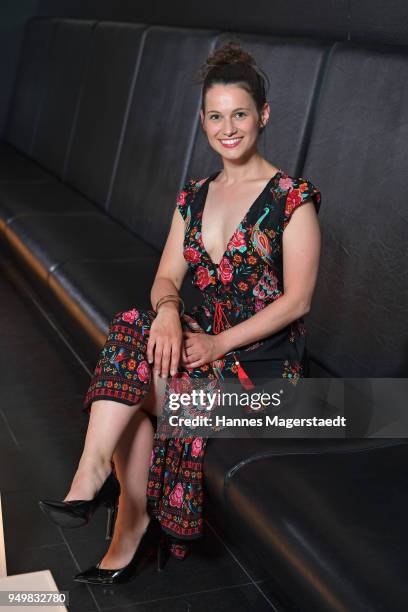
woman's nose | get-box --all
[222,119,237,136]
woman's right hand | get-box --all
[146,304,183,378]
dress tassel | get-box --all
[212,300,256,391]
[236,359,255,391]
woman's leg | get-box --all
[64,369,167,503]
[63,366,167,568]
[98,410,154,568]
[98,371,167,569]
[63,398,142,502]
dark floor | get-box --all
[0,255,281,612]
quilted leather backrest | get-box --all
[304,42,408,376]
[107,26,218,249]
[5,18,57,155]
[31,19,95,178]
[64,21,147,207]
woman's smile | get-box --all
[218,136,243,148]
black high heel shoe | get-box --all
[38,471,120,541]
[74,515,169,585]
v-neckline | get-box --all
[197,168,283,269]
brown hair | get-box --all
[195,41,270,133]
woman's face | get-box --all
[200,83,269,161]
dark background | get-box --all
[2,0,408,137]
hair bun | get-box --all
[195,41,261,83]
[206,41,256,70]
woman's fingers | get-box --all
[147,313,183,377]
[170,340,181,377]
[155,337,182,378]
[146,335,156,364]
[180,345,189,365]
[181,333,202,365]
[183,331,197,350]
[153,338,163,374]
[184,357,203,368]
[184,345,193,356]
[149,328,203,375]
[160,343,171,378]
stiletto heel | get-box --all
[38,471,120,530]
[74,515,164,585]
[105,503,118,541]
[157,533,170,571]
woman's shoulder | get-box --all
[276,171,320,197]
[175,175,209,221]
[276,171,322,225]
[180,175,209,192]
[176,175,209,202]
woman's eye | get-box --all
[208,112,247,120]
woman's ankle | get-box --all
[111,508,150,539]
[78,454,112,477]
[64,458,112,501]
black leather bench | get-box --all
[1,17,407,611]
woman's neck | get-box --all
[218,152,277,184]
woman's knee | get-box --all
[108,306,155,332]
[139,370,168,418]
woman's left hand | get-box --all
[180,331,223,368]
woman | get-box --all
[39,41,321,584]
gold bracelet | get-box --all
[155,294,179,311]
[157,298,185,318]
[155,295,185,318]
[156,297,179,312]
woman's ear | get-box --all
[200,109,205,131]
[259,101,270,130]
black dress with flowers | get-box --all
[82,168,321,557]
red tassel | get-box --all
[212,301,256,390]
[236,360,255,390]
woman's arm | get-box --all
[182,200,321,368]
[146,207,188,377]
[150,206,188,309]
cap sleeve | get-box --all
[175,178,195,222]
[176,176,209,231]
[283,176,322,230]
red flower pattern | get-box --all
[137,360,149,382]
[169,483,184,508]
[184,247,201,264]
[195,265,212,290]
[169,371,192,395]
[121,308,139,324]
[176,190,188,207]
[191,437,204,457]
[218,256,233,285]
[228,229,246,251]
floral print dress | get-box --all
[82,167,321,557]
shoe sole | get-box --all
[73,555,152,584]
[38,501,89,528]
